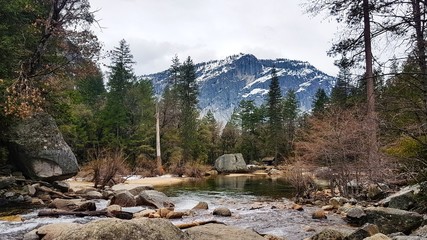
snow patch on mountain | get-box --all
[144,53,336,124]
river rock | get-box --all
[192,201,209,210]
[23,184,36,196]
[213,207,232,217]
[310,229,346,240]
[412,225,427,238]
[5,112,79,181]
[166,211,185,219]
[49,199,96,211]
[84,190,103,200]
[214,153,248,173]
[52,181,70,193]
[158,207,173,218]
[110,190,136,207]
[49,198,79,210]
[364,233,391,240]
[185,223,265,240]
[0,176,16,189]
[53,218,190,240]
[365,207,423,234]
[106,204,122,213]
[24,222,81,240]
[392,236,427,240]
[127,185,154,196]
[330,197,348,209]
[344,223,379,240]
[74,201,96,211]
[312,209,327,219]
[135,190,174,208]
[345,207,366,226]
[133,209,156,218]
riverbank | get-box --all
[67,174,191,192]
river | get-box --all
[0,174,355,239]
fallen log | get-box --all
[38,209,133,219]
[175,220,225,229]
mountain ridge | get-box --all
[144,53,336,123]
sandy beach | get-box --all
[66,175,190,192]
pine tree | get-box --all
[282,90,299,157]
[177,56,199,163]
[312,88,329,115]
[267,67,283,156]
[101,39,136,145]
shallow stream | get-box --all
[0,175,355,240]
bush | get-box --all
[133,154,158,177]
[168,161,210,178]
[87,148,130,188]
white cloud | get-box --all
[90,0,339,76]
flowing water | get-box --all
[0,175,355,240]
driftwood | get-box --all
[36,186,73,199]
[38,209,133,219]
[174,220,225,229]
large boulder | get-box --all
[53,218,190,240]
[135,190,174,208]
[24,223,81,240]
[214,153,248,173]
[110,190,136,207]
[309,229,346,240]
[6,113,79,181]
[185,223,265,240]
[365,207,423,234]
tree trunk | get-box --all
[363,0,379,166]
[156,101,163,174]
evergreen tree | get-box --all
[101,39,136,145]
[312,88,329,115]
[331,57,352,108]
[177,56,199,163]
[282,90,299,157]
[267,67,283,156]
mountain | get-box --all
[144,53,336,124]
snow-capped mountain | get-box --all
[144,53,336,124]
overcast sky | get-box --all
[89,0,340,76]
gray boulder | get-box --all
[212,207,232,217]
[110,190,136,207]
[54,218,190,240]
[345,207,367,226]
[214,153,248,173]
[310,229,346,240]
[344,223,379,240]
[135,190,174,208]
[412,225,427,238]
[365,207,423,234]
[185,223,265,240]
[6,113,79,181]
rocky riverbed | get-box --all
[0,174,427,240]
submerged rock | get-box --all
[214,153,248,173]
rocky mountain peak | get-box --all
[144,54,335,124]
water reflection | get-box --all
[159,175,295,200]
